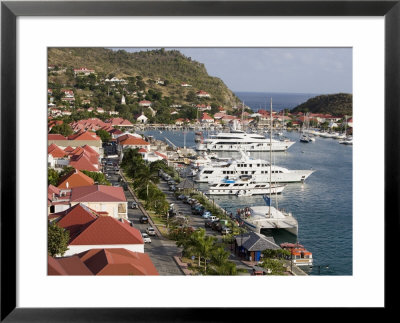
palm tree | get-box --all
[133,166,160,199]
[198,234,216,272]
[211,246,230,267]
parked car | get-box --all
[167,180,176,185]
[141,232,151,243]
[211,221,222,232]
[169,185,176,191]
[208,215,219,222]
[177,194,186,200]
[202,211,212,219]
[112,183,120,187]
[221,227,232,235]
[139,216,149,224]
[131,202,138,209]
[204,220,214,228]
[192,206,204,215]
[146,227,156,236]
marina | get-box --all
[138,127,352,275]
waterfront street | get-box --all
[104,155,184,276]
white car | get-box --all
[146,227,156,236]
[141,233,151,243]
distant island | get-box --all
[291,93,352,116]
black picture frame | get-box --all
[1,1,398,321]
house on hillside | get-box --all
[201,113,214,124]
[136,112,148,124]
[74,67,95,76]
[196,90,210,98]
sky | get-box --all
[114,47,352,94]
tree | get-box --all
[48,222,70,257]
[48,168,59,186]
[49,123,73,137]
[95,129,112,143]
[81,170,111,185]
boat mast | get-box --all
[241,101,244,131]
[269,97,272,217]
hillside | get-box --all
[291,93,352,116]
[48,47,241,108]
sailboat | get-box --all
[299,113,313,143]
[236,98,298,236]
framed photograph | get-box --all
[2,0,398,320]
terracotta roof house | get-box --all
[57,169,95,189]
[106,117,133,127]
[196,90,210,98]
[48,255,93,275]
[48,131,103,156]
[68,131,101,141]
[201,113,214,123]
[48,134,67,141]
[70,185,127,220]
[77,248,158,276]
[69,152,99,172]
[73,67,95,75]
[213,112,226,120]
[48,185,71,214]
[48,143,67,158]
[138,100,152,107]
[50,203,100,237]
[117,134,150,158]
[61,216,143,256]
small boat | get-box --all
[280,242,313,267]
[299,133,312,143]
[339,138,353,145]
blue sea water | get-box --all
[139,93,353,276]
[234,91,320,112]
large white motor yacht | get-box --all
[207,178,285,196]
[196,130,295,152]
[195,150,314,183]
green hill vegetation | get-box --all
[48,48,242,123]
[291,93,352,116]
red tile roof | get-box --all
[69,153,99,172]
[54,203,99,239]
[201,113,214,120]
[64,146,75,153]
[48,134,67,140]
[68,131,101,141]
[48,255,93,275]
[70,185,126,203]
[69,216,143,246]
[48,143,67,158]
[57,169,95,189]
[118,135,149,146]
[78,248,158,275]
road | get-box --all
[102,146,183,275]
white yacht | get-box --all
[195,150,314,183]
[237,196,298,236]
[196,130,295,152]
[207,179,285,196]
[339,137,353,145]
